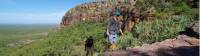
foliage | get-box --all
[117,15,194,49]
[0,24,56,56]
[0,22,106,56]
[0,24,55,48]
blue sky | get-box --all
[0,0,90,24]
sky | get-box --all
[0,0,91,24]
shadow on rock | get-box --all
[157,46,199,56]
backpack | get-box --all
[115,9,121,16]
[86,38,93,47]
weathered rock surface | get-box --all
[179,21,199,38]
[101,35,199,56]
[60,0,138,27]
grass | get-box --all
[0,14,195,56]
[0,24,56,48]
[0,22,106,56]
[117,15,194,48]
[0,24,56,55]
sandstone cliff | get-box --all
[60,0,138,27]
[60,0,199,28]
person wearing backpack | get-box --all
[106,6,124,51]
[85,36,94,56]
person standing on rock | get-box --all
[106,6,124,51]
[85,36,94,56]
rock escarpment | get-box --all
[60,0,138,27]
[59,0,199,29]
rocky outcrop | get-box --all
[187,21,199,34]
[101,35,199,56]
[179,21,199,38]
[60,0,139,27]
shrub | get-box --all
[117,15,194,49]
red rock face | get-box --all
[60,0,139,28]
[60,0,155,32]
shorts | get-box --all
[108,34,118,44]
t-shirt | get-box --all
[107,18,120,34]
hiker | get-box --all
[146,10,154,23]
[106,7,124,51]
[114,6,123,35]
[123,8,140,32]
[131,8,140,23]
[121,6,132,32]
[107,10,122,36]
[85,36,94,56]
